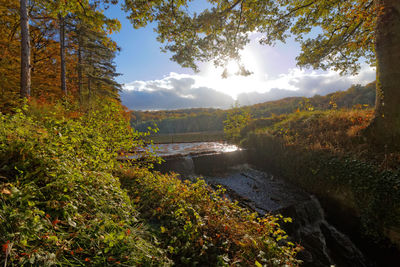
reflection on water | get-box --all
[153,142,239,157]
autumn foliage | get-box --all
[0,0,120,113]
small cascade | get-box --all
[154,154,196,178]
[181,155,196,178]
[280,196,366,267]
[205,167,367,267]
[154,149,247,177]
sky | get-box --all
[105,3,375,111]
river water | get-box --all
[152,142,239,157]
[152,142,384,267]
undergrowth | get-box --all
[243,109,400,169]
[0,100,168,266]
[0,100,300,266]
[238,109,400,243]
[118,168,301,266]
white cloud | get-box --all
[121,64,375,110]
[121,74,234,110]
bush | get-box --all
[0,101,169,266]
[0,100,301,266]
[118,168,301,266]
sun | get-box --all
[225,60,240,76]
[198,47,263,98]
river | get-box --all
[152,142,393,267]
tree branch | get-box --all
[219,0,244,16]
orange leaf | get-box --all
[1,188,11,195]
[2,241,9,253]
[126,229,131,236]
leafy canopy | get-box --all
[124,0,377,74]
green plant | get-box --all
[224,104,251,144]
[0,101,169,266]
[119,168,301,266]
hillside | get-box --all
[131,82,376,134]
[0,100,299,266]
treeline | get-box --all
[250,82,376,118]
[132,82,376,133]
[130,107,225,122]
[132,109,227,133]
[0,0,121,112]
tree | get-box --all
[124,0,399,147]
[19,0,31,98]
[59,13,67,95]
[71,8,121,104]
[39,0,89,96]
[11,0,120,105]
[224,103,250,143]
[0,0,21,109]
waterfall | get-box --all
[206,167,368,267]
[181,155,195,178]
[280,196,367,267]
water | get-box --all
[153,142,239,157]
[126,141,240,159]
[153,145,370,267]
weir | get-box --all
[153,142,383,267]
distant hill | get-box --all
[131,82,376,133]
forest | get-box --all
[0,0,121,111]
[133,82,376,134]
[0,1,298,265]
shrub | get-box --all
[119,168,301,266]
[0,101,301,266]
[0,101,169,266]
[224,105,251,144]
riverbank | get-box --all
[237,109,400,265]
[0,101,299,266]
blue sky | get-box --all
[105,5,192,82]
[105,3,375,110]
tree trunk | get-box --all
[368,0,400,148]
[59,14,67,95]
[88,76,92,102]
[78,34,83,103]
[88,50,92,103]
[20,0,31,98]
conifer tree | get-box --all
[71,8,121,104]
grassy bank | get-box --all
[0,101,299,266]
[238,109,400,247]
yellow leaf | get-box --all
[255,260,263,267]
